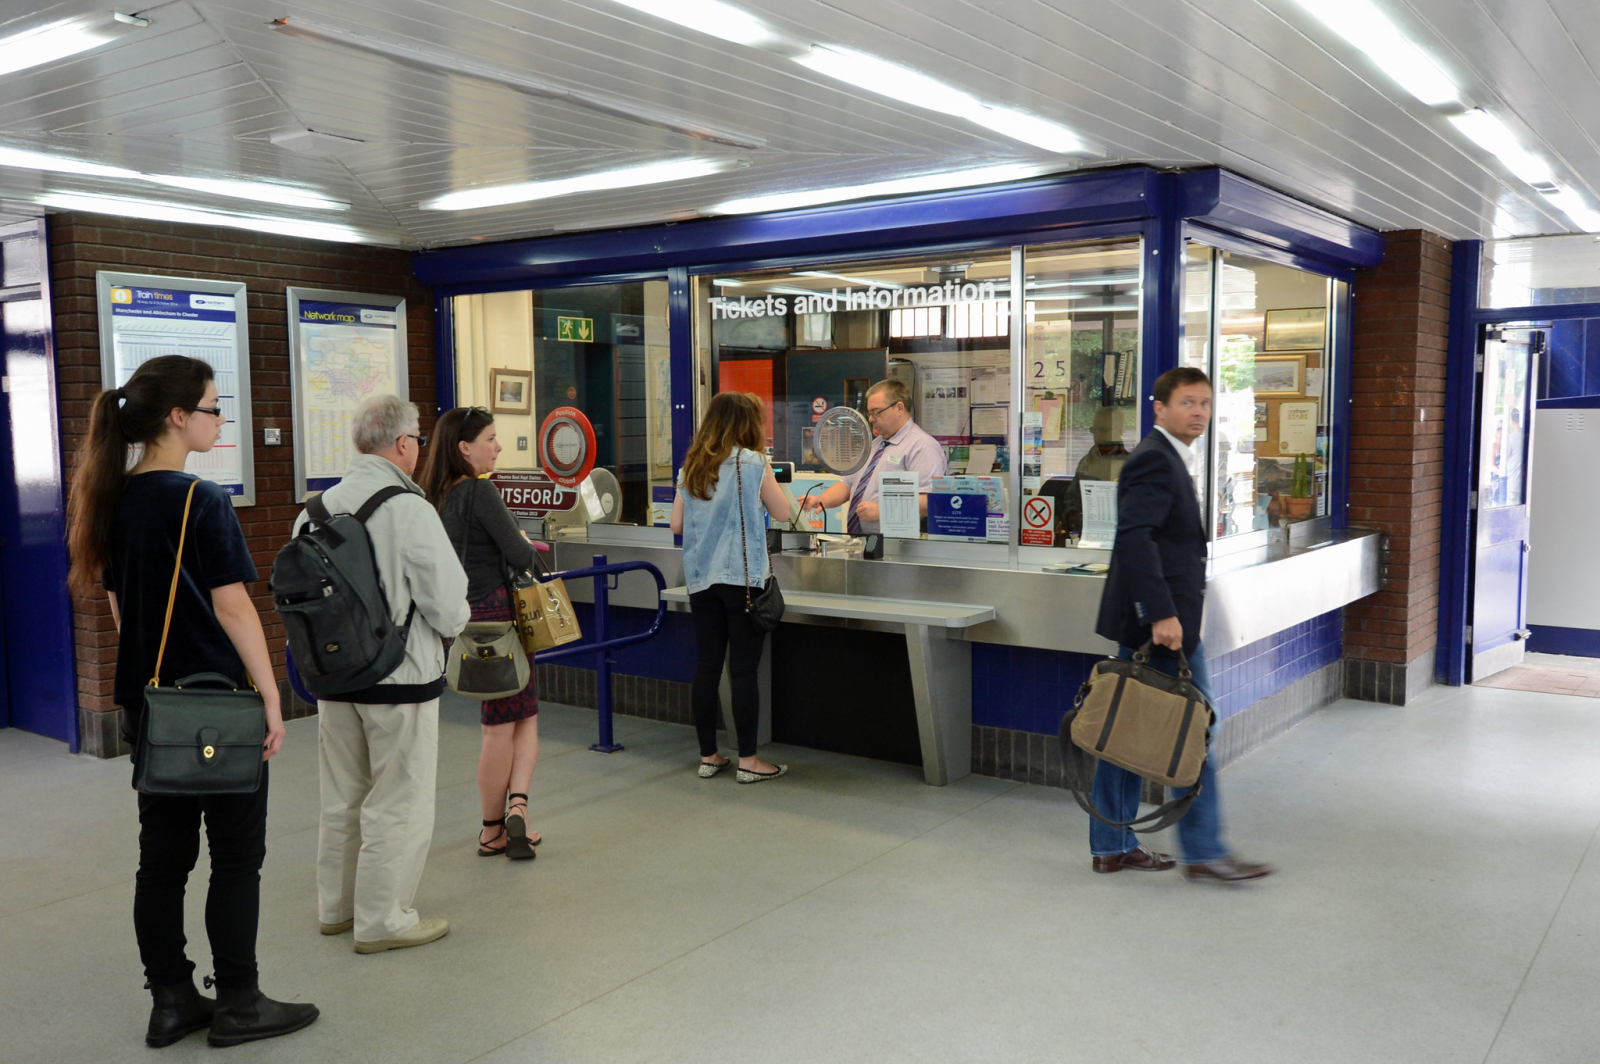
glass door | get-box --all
[1469,325,1540,681]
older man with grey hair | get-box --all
[292,394,470,954]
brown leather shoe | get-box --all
[1092,846,1176,873]
[1180,855,1274,883]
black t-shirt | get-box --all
[103,471,258,745]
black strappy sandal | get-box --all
[478,817,508,857]
[504,793,539,861]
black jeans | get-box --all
[689,584,765,758]
[134,763,269,989]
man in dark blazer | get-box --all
[1089,366,1272,883]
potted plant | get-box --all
[1285,453,1314,518]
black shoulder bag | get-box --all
[134,479,267,796]
[735,449,784,632]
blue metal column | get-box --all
[1140,175,1183,439]
[1437,239,1484,685]
[588,554,623,753]
[667,266,694,475]
[1329,279,1354,530]
[433,291,457,413]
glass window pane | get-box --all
[452,280,672,526]
[698,251,1011,542]
[1482,234,1600,308]
[1021,239,1143,547]
[1482,334,1532,507]
[1213,252,1332,538]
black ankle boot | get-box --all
[206,979,319,1047]
[144,978,214,1048]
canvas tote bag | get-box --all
[509,559,582,654]
[1058,642,1215,833]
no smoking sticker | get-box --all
[1020,495,1054,546]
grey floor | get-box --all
[3,682,1598,1064]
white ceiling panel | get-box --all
[0,0,1596,248]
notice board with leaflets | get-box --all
[96,271,256,506]
[286,288,408,500]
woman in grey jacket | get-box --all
[419,407,542,860]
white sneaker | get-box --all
[354,917,449,955]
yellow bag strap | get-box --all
[149,479,200,689]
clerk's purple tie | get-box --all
[847,443,887,533]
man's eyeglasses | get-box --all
[189,405,226,420]
[865,402,901,421]
[402,432,429,448]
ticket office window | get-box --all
[1020,239,1143,548]
[1192,246,1336,541]
[698,251,1014,539]
[452,281,672,526]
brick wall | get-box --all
[49,213,435,753]
[1344,230,1452,704]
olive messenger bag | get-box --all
[444,479,531,701]
[133,479,267,797]
[1057,642,1215,833]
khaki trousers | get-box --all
[316,698,438,942]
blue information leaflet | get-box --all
[926,493,989,541]
[108,284,246,496]
[295,300,400,493]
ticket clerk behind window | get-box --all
[800,379,948,533]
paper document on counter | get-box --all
[877,470,921,538]
[1078,481,1118,549]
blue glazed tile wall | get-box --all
[972,609,1343,735]
[565,603,698,684]
[1547,318,1600,399]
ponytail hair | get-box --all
[66,355,214,595]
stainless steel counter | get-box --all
[539,526,1384,657]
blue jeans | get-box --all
[1088,642,1226,864]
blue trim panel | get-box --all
[667,266,694,476]
[1438,239,1483,686]
[433,292,456,413]
[1536,395,1600,409]
[413,167,1164,287]
[1330,278,1353,529]
[1176,170,1385,271]
[1183,222,1357,283]
[1473,301,1600,323]
[1527,625,1600,658]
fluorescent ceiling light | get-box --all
[0,145,347,210]
[0,145,138,180]
[0,17,121,78]
[141,175,349,211]
[794,46,1088,153]
[707,163,1053,215]
[1449,110,1555,186]
[604,0,782,47]
[424,158,741,211]
[34,192,370,243]
[272,17,764,150]
[1290,0,1458,106]
[1542,188,1600,234]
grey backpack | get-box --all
[271,486,414,698]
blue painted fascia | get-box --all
[1176,170,1385,272]
[413,166,1165,287]
[1535,395,1600,409]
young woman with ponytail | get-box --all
[67,355,318,1049]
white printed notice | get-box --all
[877,470,921,539]
[289,293,406,498]
[103,280,252,503]
[1079,481,1119,550]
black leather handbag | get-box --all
[735,450,784,633]
[132,480,266,797]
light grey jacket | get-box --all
[292,454,470,693]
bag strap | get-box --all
[149,479,201,689]
[735,449,754,609]
[1060,728,1199,834]
[449,477,479,568]
[355,484,414,525]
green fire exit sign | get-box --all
[557,316,594,342]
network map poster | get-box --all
[95,272,255,506]
[286,288,408,500]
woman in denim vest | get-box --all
[671,392,794,783]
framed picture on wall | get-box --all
[1263,307,1327,351]
[489,367,533,414]
[1254,355,1305,398]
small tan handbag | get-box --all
[509,564,582,654]
[446,622,530,700]
[1059,643,1215,833]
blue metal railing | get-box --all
[285,553,668,755]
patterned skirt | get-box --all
[469,585,539,726]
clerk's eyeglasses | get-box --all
[865,401,901,421]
